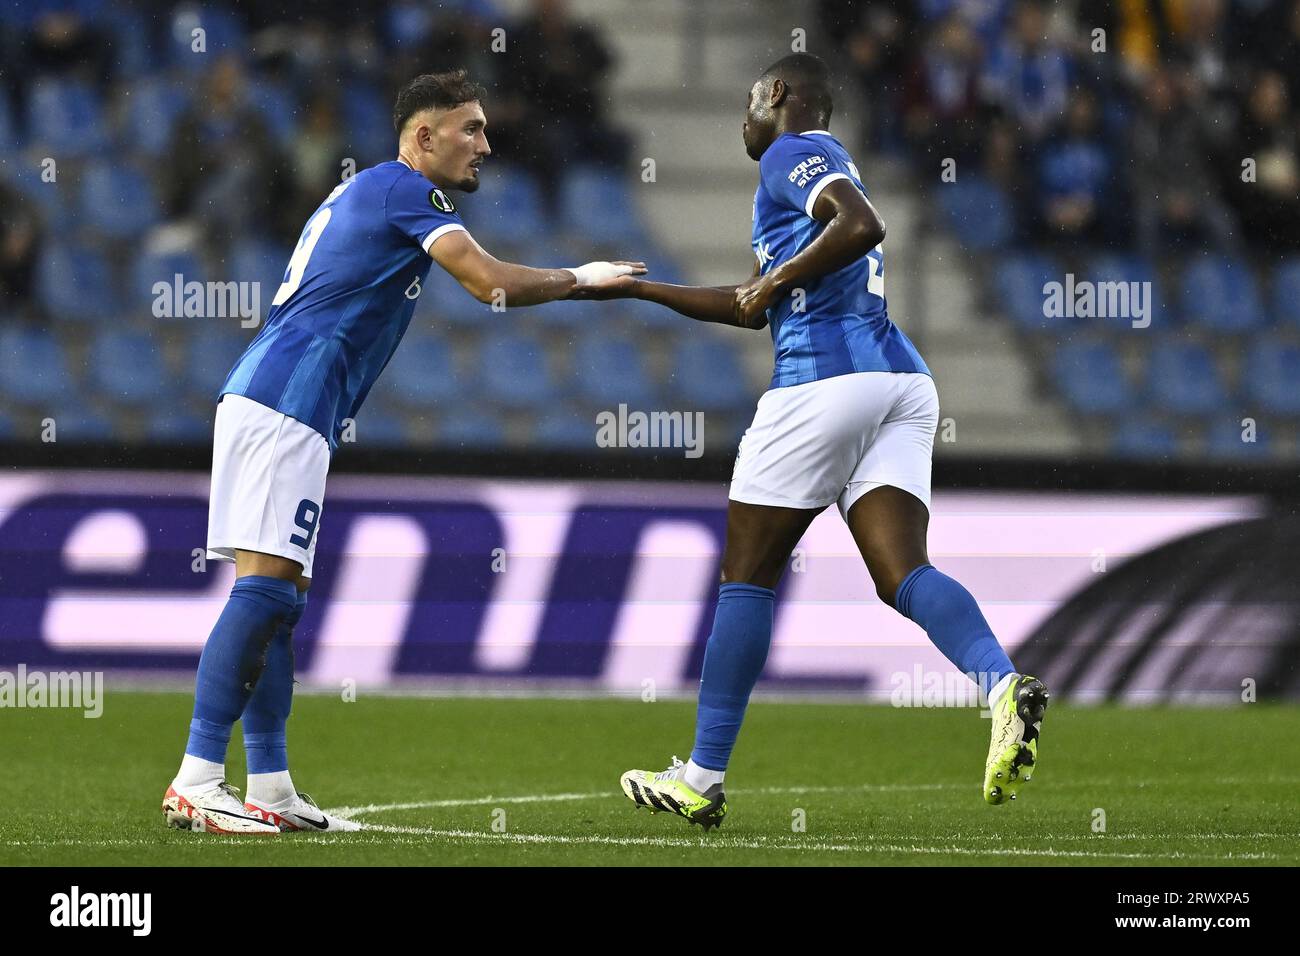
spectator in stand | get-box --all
[1130,62,1237,255]
[161,55,292,248]
[0,180,40,316]
[1034,88,1117,249]
[1222,70,1300,253]
[818,0,916,153]
[902,13,988,166]
[980,0,1071,142]
[504,0,629,195]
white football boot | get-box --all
[244,791,364,832]
[162,780,281,834]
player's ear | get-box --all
[769,77,787,109]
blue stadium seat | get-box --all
[573,331,659,407]
[1270,258,1300,328]
[383,333,463,408]
[938,176,1013,250]
[464,164,547,245]
[0,90,19,153]
[1144,342,1228,415]
[121,79,190,155]
[80,162,160,238]
[0,327,72,405]
[43,407,116,442]
[248,82,300,148]
[27,79,107,156]
[348,412,410,447]
[670,337,752,412]
[37,243,120,322]
[417,258,484,327]
[132,248,205,311]
[1243,336,1300,416]
[1180,256,1266,333]
[995,253,1067,332]
[228,237,289,306]
[479,333,558,408]
[1204,418,1273,460]
[559,165,644,245]
[1109,416,1179,460]
[1085,253,1164,330]
[146,409,212,442]
[340,85,391,166]
[1051,341,1131,415]
[91,329,170,406]
[187,326,252,402]
[436,408,506,447]
[103,8,155,78]
[532,407,598,449]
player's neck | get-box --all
[775,113,830,138]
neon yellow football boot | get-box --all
[620,756,727,831]
[984,674,1050,805]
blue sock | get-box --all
[185,576,298,765]
[690,583,775,772]
[242,589,306,774]
[894,565,1014,688]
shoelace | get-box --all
[653,755,685,782]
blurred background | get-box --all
[1,0,1297,700]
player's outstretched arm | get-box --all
[569,259,768,330]
[430,229,645,306]
[733,179,885,327]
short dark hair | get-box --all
[393,69,486,134]
[760,52,833,123]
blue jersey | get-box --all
[753,131,929,388]
[220,161,465,450]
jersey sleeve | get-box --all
[385,170,468,254]
[759,135,854,218]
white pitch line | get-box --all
[328,781,964,818]
[325,824,1283,861]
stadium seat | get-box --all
[132,248,206,311]
[532,407,599,449]
[146,409,212,442]
[186,325,253,402]
[0,327,73,405]
[228,237,289,304]
[995,253,1067,332]
[559,165,644,245]
[1180,256,1266,333]
[938,175,1014,250]
[382,333,464,409]
[418,258,484,327]
[27,79,107,156]
[80,162,160,238]
[248,82,300,148]
[340,84,392,166]
[573,331,659,407]
[463,164,548,245]
[1242,336,1300,416]
[42,407,116,442]
[1204,418,1273,460]
[1051,341,1131,415]
[1144,342,1228,415]
[121,79,191,155]
[90,329,171,406]
[36,243,120,322]
[436,408,506,448]
[479,333,558,408]
[1270,258,1300,328]
[1109,416,1179,460]
[348,412,410,448]
[1085,253,1164,330]
[0,90,18,153]
[670,337,753,412]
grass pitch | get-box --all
[2,691,1296,866]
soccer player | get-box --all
[573,53,1048,829]
[162,69,644,834]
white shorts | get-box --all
[729,371,939,519]
[206,393,331,578]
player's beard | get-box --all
[458,175,481,192]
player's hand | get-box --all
[566,260,647,300]
[733,276,776,330]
